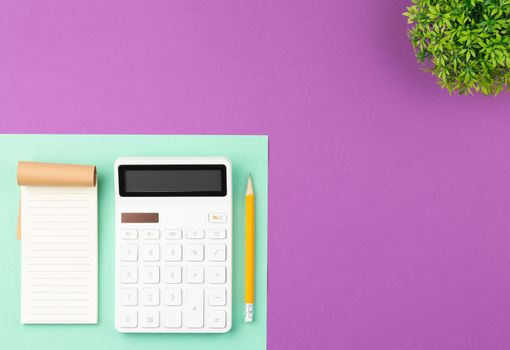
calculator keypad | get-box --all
[117,226,230,332]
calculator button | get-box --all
[163,243,182,261]
[208,310,226,329]
[120,244,138,261]
[186,266,204,284]
[207,310,227,328]
[142,288,160,306]
[208,266,226,284]
[162,266,182,284]
[207,229,226,239]
[207,244,226,262]
[141,228,160,239]
[142,244,160,261]
[120,266,138,283]
[163,287,182,306]
[208,212,226,223]
[120,229,138,240]
[185,244,204,261]
[119,310,137,328]
[120,288,138,306]
[163,310,182,328]
[164,229,182,239]
[141,266,160,284]
[184,288,204,328]
[186,229,205,239]
[141,310,160,328]
[208,288,226,306]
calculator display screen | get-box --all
[119,165,227,197]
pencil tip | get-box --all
[246,174,254,194]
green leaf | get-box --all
[402,0,510,95]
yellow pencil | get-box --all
[245,174,255,322]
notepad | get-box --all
[18,161,98,324]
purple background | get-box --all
[2,1,510,349]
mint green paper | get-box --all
[0,135,268,350]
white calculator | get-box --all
[114,157,232,333]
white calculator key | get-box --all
[162,266,182,284]
[120,266,138,283]
[120,244,138,261]
[142,244,160,261]
[207,244,226,261]
[119,310,138,328]
[186,229,205,239]
[141,266,160,284]
[208,266,226,284]
[163,243,182,261]
[208,310,226,329]
[186,266,204,284]
[163,287,182,306]
[141,310,160,328]
[207,229,226,239]
[184,288,204,328]
[208,212,226,223]
[120,288,138,306]
[120,229,138,240]
[164,229,182,239]
[185,244,204,261]
[208,288,226,306]
[142,288,160,306]
[163,310,182,328]
[141,228,160,239]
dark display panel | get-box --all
[119,165,227,197]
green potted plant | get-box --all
[404,0,510,95]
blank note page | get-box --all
[20,185,97,324]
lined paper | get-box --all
[20,185,97,324]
